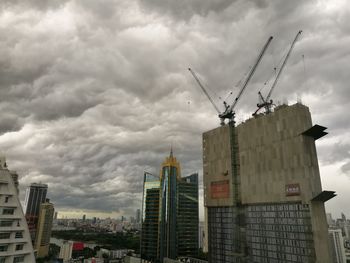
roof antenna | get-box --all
[170,144,173,158]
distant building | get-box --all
[198,222,205,250]
[109,249,134,259]
[327,213,335,227]
[329,229,346,263]
[141,150,199,262]
[336,213,350,240]
[54,211,58,220]
[83,214,86,221]
[0,156,36,262]
[24,182,48,242]
[136,208,141,223]
[72,242,85,258]
[35,201,54,258]
[203,103,333,262]
[59,240,73,261]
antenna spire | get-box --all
[170,145,173,158]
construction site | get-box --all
[189,31,335,263]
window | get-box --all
[0,232,11,239]
[0,220,12,227]
[15,232,23,239]
[2,208,14,215]
[13,256,25,263]
[0,257,5,263]
[0,245,8,251]
[4,196,9,203]
[15,244,24,251]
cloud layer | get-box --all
[0,0,349,219]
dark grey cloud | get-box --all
[139,0,236,21]
[0,0,349,218]
[0,0,69,11]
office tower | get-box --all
[83,214,86,221]
[329,229,346,263]
[198,222,204,249]
[24,183,48,242]
[136,208,141,224]
[327,213,334,227]
[35,201,54,258]
[141,150,199,263]
[336,213,350,240]
[54,211,58,220]
[203,103,333,263]
[0,156,36,262]
[141,172,161,261]
[59,240,74,261]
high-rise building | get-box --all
[198,222,205,250]
[0,156,36,262]
[203,103,334,263]
[24,183,48,242]
[59,240,74,261]
[35,201,54,258]
[329,229,346,263]
[327,213,334,227]
[136,208,141,224]
[141,150,199,263]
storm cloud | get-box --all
[0,0,349,219]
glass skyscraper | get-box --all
[24,183,48,243]
[141,150,199,263]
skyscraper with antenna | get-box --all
[141,149,199,263]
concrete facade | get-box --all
[203,103,332,263]
[35,202,54,258]
[0,157,36,263]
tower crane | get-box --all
[253,30,302,116]
[188,36,273,126]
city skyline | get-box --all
[0,0,349,219]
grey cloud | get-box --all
[341,162,350,175]
[0,0,69,12]
[318,143,350,165]
[138,0,236,21]
[0,0,349,218]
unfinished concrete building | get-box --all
[203,103,334,263]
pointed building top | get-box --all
[161,147,181,179]
[170,145,173,158]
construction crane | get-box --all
[189,36,273,125]
[253,30,302,116]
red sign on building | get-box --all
[73,242,84,251]
[286,183,301,196]
[211,180,230,199]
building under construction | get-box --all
[203,103,334,263]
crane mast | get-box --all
[254,30,302,116]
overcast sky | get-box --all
[0,0,349,220]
